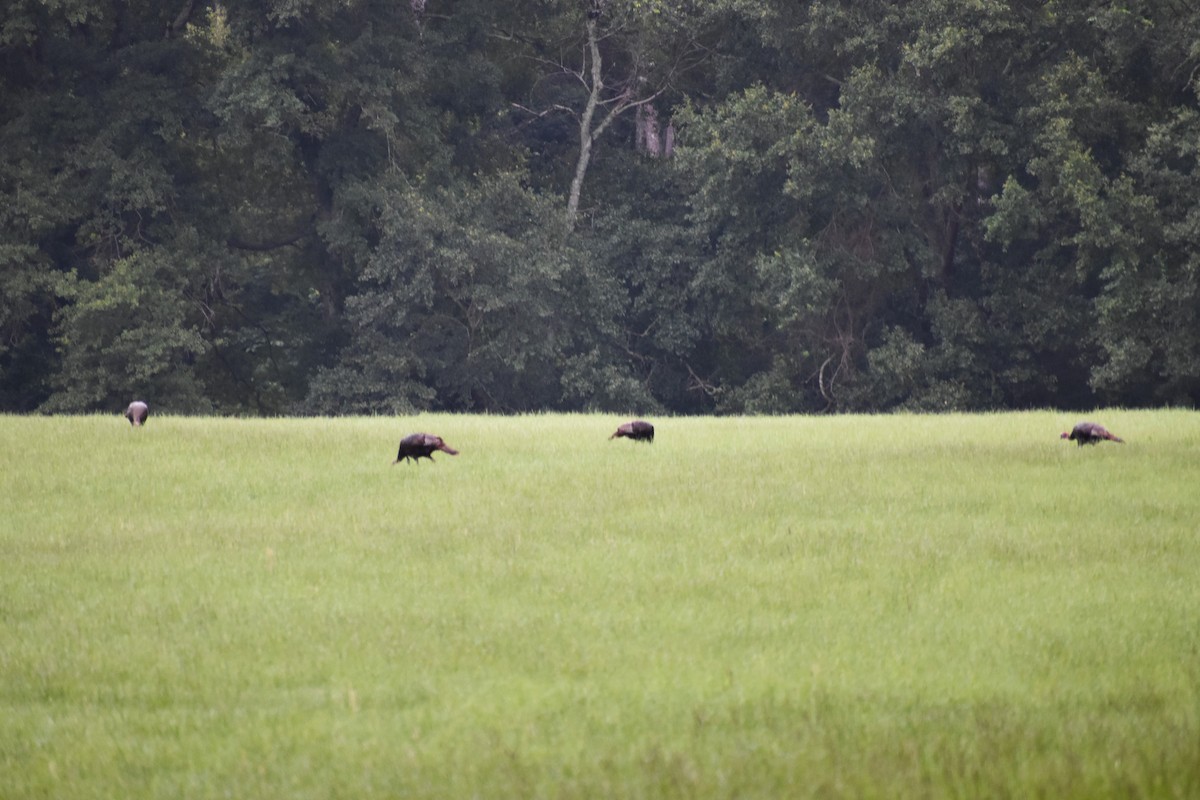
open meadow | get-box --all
[2,411,1199,798]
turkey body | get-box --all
[610,420,654,443]
[125,401,149,427]
[1061,421,1124,446]
[394,433,459,464]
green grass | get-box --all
[2,411,1199,798]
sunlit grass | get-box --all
[2,410,1198,798]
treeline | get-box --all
[2,0,1198,415]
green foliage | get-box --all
[0,253,65,410]
[308,172,576,412]
[677,0,1200,411]
[1090,108,1200,404]
[41,249,211,413]
[3,0,1200,413]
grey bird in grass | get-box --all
[124,401,149,427]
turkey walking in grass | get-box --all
[394,433,459,464]
[1061,421,1124,446]
[609,420,654,443]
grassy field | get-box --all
[2,410,1199,798]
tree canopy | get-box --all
[3,0,1198,414]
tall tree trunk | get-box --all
[563,10,671,230]
[565,18,604,231]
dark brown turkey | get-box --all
[124,401,149,427]
[1061,421,1124,446]
[609,419,654,443]
[393,433,459,464]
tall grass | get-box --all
[2,411,1198,798]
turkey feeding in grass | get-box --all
[609,419,654,443]
[124,401,149,427]
[1061,421,1124,446]
[393,433,459,464]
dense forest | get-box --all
[2,0,1198,415]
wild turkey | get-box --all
[393,433,459,464]
[609,419,654,443]
[1061,421,1124,446]
[124,401,149,427]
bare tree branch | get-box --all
[510,102,578,121]
[227,229,310,252]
